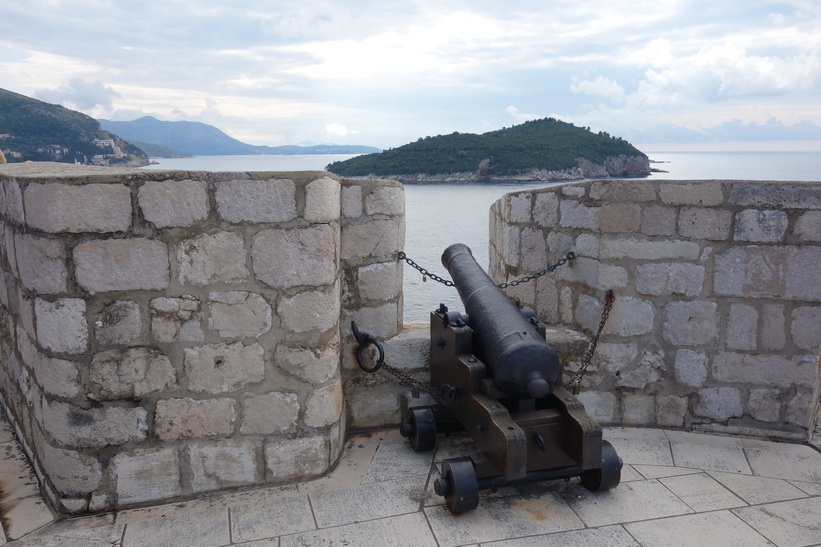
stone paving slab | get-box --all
[624,511,773,546]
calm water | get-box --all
[143,151,821,321]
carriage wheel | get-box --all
[581,440,622,491]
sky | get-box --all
[1,0,820,151]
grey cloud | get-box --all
[35,79,121,111]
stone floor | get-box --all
[2,414,820,546]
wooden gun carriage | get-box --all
[399,243,622,513]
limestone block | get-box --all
[275,341,339,385]
[43,401,147,447]
[264,436,328,481]
[304,378,343,428]
[695,387,742,421]
[574,233,599,258]
[184,341,265,393]
[341,219,402,262]
[674,349,708,387]
[155,397,235,440]
[88,347,177,400]
[364,185,404,216]
[187,440,257,493]
[357,261,402,302]
[593,342,638,374]
[727,182,821,209]
[533,191,559,227]
[678,207,732,240]
[3,178,25,224]
[785,246,821,301]
[74,238,169,293]
[561,184,585,198]
[252,225,337,289]
[341,185,363,218]
[747,388,782,422]
[659,182,724,206]
[38,435,102,496]
[590,180,656,202]
[713,352,817,388]
[559,200,599,229]
[520,228,547,271]
[600,238,700,261]
[786,391,814,428]
[177,231,249,286]
[635,263,705,297]
[382,322,429,371]
[305,177,341,222]
[24,183,131,233]
[150,296,204,342]
[17,327,80,398]
[726,303,758,350]
[348,383,402,427]
[216,178,297,223]
[504,193,531,223]
[500,224,520,267]
[240,392,299,434]
[14,234,67,294]
[278,285,340,335]
[794,210,821,242]
[791,306,821,350]
[576,390,618,424]
[138,179,208,227]
[618,348,667,389]
[600,296,654,337]
[761,303,786,351]
[714,246,788,298]
[656,395,688,428]
[111,447,181,506]
[600,203,641,233]
[343,302,400,340]
[95,301,143,346]
[734,209,788,242]
[207,291,272,338]
[621,393,655,425]
[641,205,676,236]
[662,301,719,346]
[35,298,88,354]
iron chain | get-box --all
[567,289,615,393]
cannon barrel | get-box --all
[441,243,561,398]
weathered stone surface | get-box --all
[43,401,148,447]
[714,246,788,298]
[641,205,677,236]
[656,395,688,428]
[18,331,80,397]
[786,391,815,427]
[155,398,235,440]
[3,178,25,224]
[14,234,67,294]
[734,209,788,242]
[383,322,428,371]
[24,183,131,233]
[576,390,618,424]
[504,193,531,223]
[38,435,102,495]
[594,296,653,336]
[559,200,599,229]
[150,296,204,342]
[347,384,402,427]
[344,302,400,340]
[264,436,328,481]
[275,342,339,385]
[35,298,88,353]
[187,441,257,493]
[600,238,700,260]
[278,285,340,334]
[785,246,821,301]
[341,185,363,218]
[88,347,177,400]
[622,393,655,425]
[600,203,641,233]
[520,228,547,271]
[533,191,559,227]
[304,379,343,428]
[674,349,708,387]
[791,306,821,350]
[138,179,208,227]
[111,447,181,506]
[177,230,249,286]
[748,388,782,422]
[659,182,724,206]
[207,291,272,338]
[618,348,667,389]
[500,224,520,267]
[252,225,337,289]
[635,263,704,296]
[695,387,742,421]
[216,178,297,222]
[727,182,821,209]
[240,392,300,434]
[365,185,404,216]
[74,238,169,293]
[726,303,758,350]
[561,185,585,198]
[678,207,732,240]
[761,303,785,350]
[184,342,265,393]
[357,261,402,302]
[713,352,817,388]
[794,210,821,242]
[662,301,719,346]
[95,301,143,345]
[305,177,341,222]
[341,220,402,261]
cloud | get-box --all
[505,106,540,123]
[35,78,121,111]
[325,123,358,138]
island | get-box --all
[326,118,649,182]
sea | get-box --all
[143,150,821,321]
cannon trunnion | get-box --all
[400,244,622,513]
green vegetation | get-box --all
[0,88,148,165]
[326,118,645,178]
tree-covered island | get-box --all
[326,118,649,182]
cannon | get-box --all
[400,243,622,513]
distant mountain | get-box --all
[99,116,382,156]
[326,118,649,182]
[0,88,149,166]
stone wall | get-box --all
[0,163,404,513]
[489,179,821,441]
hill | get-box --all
[0,88,148,166]
[325,118,649,182]
[99,116,382,157]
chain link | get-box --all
[567,290,615,393]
